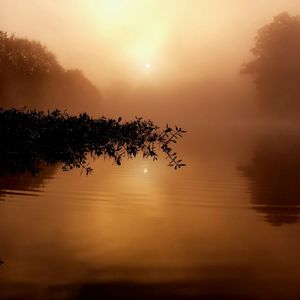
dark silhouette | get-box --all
[0,108,185,175]
[240,132,300,226]
[0,31,101,113]
[242,13,300,116]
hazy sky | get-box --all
[1,0,300,89]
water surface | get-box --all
[0,128,300,300]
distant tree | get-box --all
[0,31,62,76]
[242,13,300,115]
[0,31,101,112]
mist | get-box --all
[2,3,300,299]
[1,0,300,127]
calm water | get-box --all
[0,128,300,300]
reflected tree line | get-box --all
[1,127,300,227]
[240,132,300,226]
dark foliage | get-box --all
[0,108,186,175]
[241,13,300,115]
[0,31,101,112]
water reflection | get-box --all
[0,277,270,300]
[240,132,300,226]
[0,165,56,200]
[0,133,300,300]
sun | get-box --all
[144,63,151,69]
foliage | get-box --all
[0,108,186,175]
[0,31,101,111]
[242,13,300,115]
[0,31,62,76]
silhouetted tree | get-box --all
[0,108,186,175]
[0,31,101,112]
[242,13,300,116]
[0,31,62,75]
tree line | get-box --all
[0,31,101,112]
[242,12,300,116]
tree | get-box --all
[0,31,62,76]
[242,13,300,115]
[0,31,101,112]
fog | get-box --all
[1,0,300,126]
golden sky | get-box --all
[1,0,300,89]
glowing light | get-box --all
[143,167,148,174]
[99,0,128,23]
[128,24,166,75]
